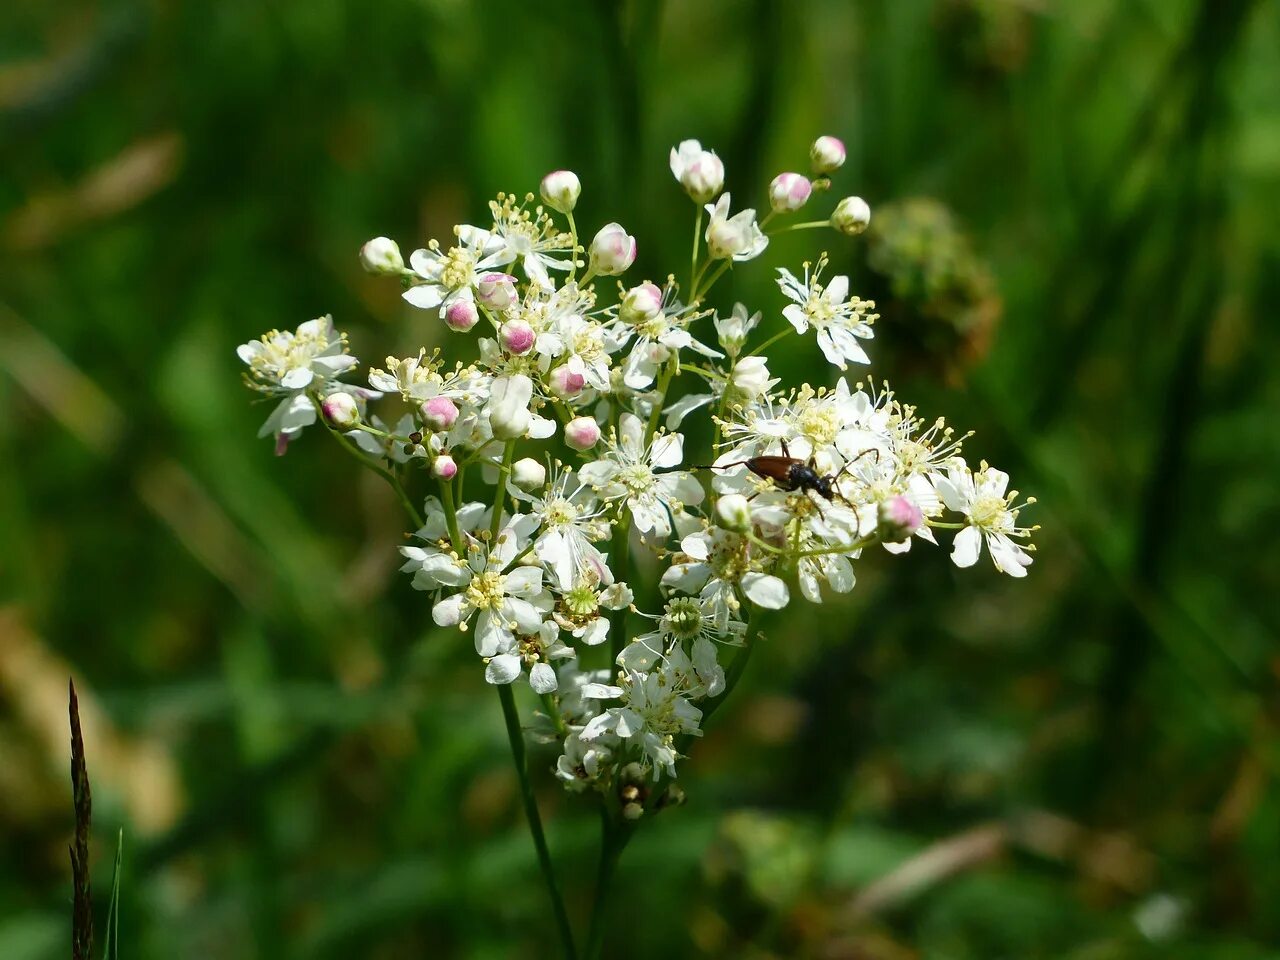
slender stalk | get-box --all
[497,685,578,960]
[321,416,424,529]
[689,206,703,296]
[768,219,830,234]
[439,477,464,548]
[608,512,632,665]
[567,211,579,283]
[745,328,791,358]
[490,440,517,540]
[584,809,630,960]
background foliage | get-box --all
[2,0,1279,957]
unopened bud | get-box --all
[500,319,536,355]
[444,299,479,332]
[670,140,725,204]
[432,454,458,480]
[419,396,459,431]
[511,457,547,492]
[548,364,586,398]
[540,170,581,214]
[622,801,645,821]
[715,493,753,533]
[768,172,813,213]
[729,356,773,399]
[321,392,360,429]
[810,135,846,175]
[359,236,404,275]
[564,416,601,451]
[878,495,924,543]
[589,223,637,276]
[477,272,517,310]
[831,196,871,236]
[620,282,664,325]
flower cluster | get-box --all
[239,135,1036,796]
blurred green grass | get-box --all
[2,0,1279,957]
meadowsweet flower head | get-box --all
[777,256,879,370]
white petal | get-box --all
[529,662,558,693]
[432,594,466,627]
[951,525,982,568]
[741,572,789,609]
[485,654,523,685]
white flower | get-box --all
[669,139,725,204]
[509,465,610,591]
[578,413,704,540]
[488,195,574,288]
[429,515,552,660]
[936,461,1036,577]
[556,731,614,792]
[729,356,776,400]
[714,303,762,357]
[237,315,359,439]
[777,260,878,370]
[403,226,513,315]
[511,457,547,492]
[580,666,704,779]
[484,620,573,692]
[704,194,768,262]
[662,529,787,631]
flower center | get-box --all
[439,247,476,290]
[619,464,653,495]
[465,570,507,610]
[545,498,579,528]
[563,583,600,619]
[799,405,841,447]
[661,598,703,641]
[970,495,1006,530]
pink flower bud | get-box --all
[500,320,536,355]
[477,273,517,310]
[620,282,664,324]
[548,365,586,397]
[589,222,637,276]
[419,396,459,431]
[810,135,846,175]
[321,392,360,429]
[432,454,458,480]
[564,416,601,451]
[878,495,924,543]
[768,173,813,213]
[540,170,581,213]
[444,298,479,332]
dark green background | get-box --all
[2,0,1278,957]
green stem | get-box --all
[644,360,679,441]
[567,211,579,283]
[439,477,464,548]
[693,261,731,302]
[608,512,631,666]
[768,219,830,235]
[745,328,791,358]
[584,809,630,960]
[319,411,423,529]
[490,440,517,540]
[497,685,578,960]
[689,206,703,296]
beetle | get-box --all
[695,439,874,506]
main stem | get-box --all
[498,685,578,960]
[584,809,630,960]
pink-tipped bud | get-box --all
[878,495,924,543]
[432,454,458,480]
[589,223,637,276]
[564,416,601,451]
[419,396,459,431]
[500,320,536,355]
[810,135,846,175]
[768,173,813,213]
[540,170,581,214]
[477,273,517,310]
[444,298,479,332]
[620,282,664,324]
[321,392,360,429]
[548,365,586,398]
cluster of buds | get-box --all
[241,134,1036,797]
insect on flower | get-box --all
[695,439,875,510]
